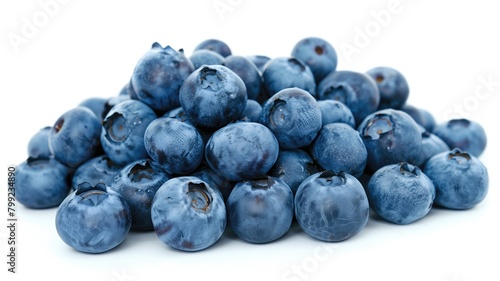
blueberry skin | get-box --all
[291,37,338,83]
[144,117,204,175]
[311,123,367,178]
[262,57,316,97]
[294,170,369,242]
[131,42,195,111]
[79,97,108,123]
[16,157,71,209]
[55,183,131,253]
[317,100,356,128]
[241,99,262,123]
[317,70,380,125]
[358,109,423,172]
[224,55,263,100]
[49,106,102,168]
[189,49,225,69]
[367,163,435,225]
[366,66,409,110]
[433,119,487,157]
[401,104,437,133]
[71,155,123,190]
[27,126,52,158]
[424,149,488,210]
[227,176,294,244]
[205,121,279,182]
[246,55,271,73]
[179,65,247,128]
[151,177,226,251]
[261,87,322,149]
[194,38,232,57]
[101,100,157,166]
[267,149,321,195]
[111,159,170,231]
[190,165,236,202]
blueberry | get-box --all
[194,38,232,57]
[357,109,422,172]
[131,42,195,111]
[16,157,71,209]
[190,165,236,202]
[417,125,450,167]
[267,149,320,195]
[433,119,487,157]
[224,55,263,100]
[246,55,271,73]
[261,87,322,149]
[27,126,52,158]
[49,106,102,168]
[71,155,123,191]
[401,104,437,133]
[111,159,170,231]
[294,170,369,242]
[366,66,409,110]
[317,70,380,125]
[367,163,435,224]
[164,106,198,127]
[311,123,367,178]
[79,97,108,123]
[291,37,338,83]
[241,99,262,123]
[144,117,204,175]
[179,65,247,128]
[101,95,132,121]
[424,149,488,210]
[227,176,293,244]
[151,176,226,251]
[119,79,139,100]
[55,182,131,253]
[205,121,279,182]
[101,100,157,166]
[317,100,356,128]
[189,49,225,69]
[262,57,316,97]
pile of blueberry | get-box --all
[16,37,489,253]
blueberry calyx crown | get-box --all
[99,156,120,171]
[319,170,347,185]
[374,74,384,83]
[76,182,108,206]
[314,45,324,55]
[199,66,223,91]
[103,112,130,143]
[288,57,307,72]
[363,113,394,140]
[188,182,212,212]
[269,99,287,127]
[448,119,470,129]
[250,176,275,190]
[53,117,64,134]
[151,42,177,55]
[26,156,50,168]
[421,130,431,139]
[128,160,154,183]
[324,84,348,104]
[399,162,418,177]
[447,148,471,164]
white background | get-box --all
[1,1,499,281]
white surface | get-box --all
[1,1,499,281]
